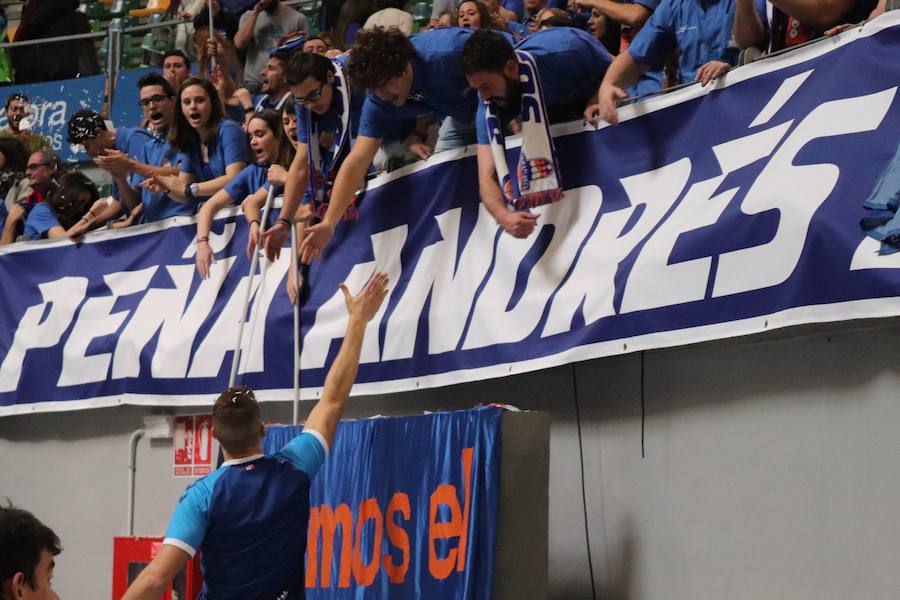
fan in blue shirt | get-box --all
[67,108,154,227]
[575,0,666,97]
[586,0,736,125]
[24,172,99,241]
[260,51,366,263]
[194,109,296,280]
[121,272,391,600]
[294,26,488,265]
[141,77,248,207]
[461,28,612,238]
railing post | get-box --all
[106,22,124,111]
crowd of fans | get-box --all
[0,0,890,289]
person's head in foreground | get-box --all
[459,29,520,108]
[0,502,61,600]
[212,386,264,457]
[66,110,114,159]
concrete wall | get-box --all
[2,317,899,599]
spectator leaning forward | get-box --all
[585,0,737,125]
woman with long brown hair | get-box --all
[143,76,249,208]
[194,109,295,278]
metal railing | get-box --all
[0,0,321,111]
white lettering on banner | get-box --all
[620,123,792,313]
[58,267,157,386]
[463,187,602,349]
[0,277,88,393]
[713,87,898,297]
[383,205,495,360]
[111,262,235,379]
[188,254,290,377]
[3,71,899,400]
[542,163,691,337]
[301,227,407,370]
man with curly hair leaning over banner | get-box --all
[296,26,493,265]
[122,273,390,600]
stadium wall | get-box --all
[2,316,899,599]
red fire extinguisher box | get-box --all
[112,536,203,599]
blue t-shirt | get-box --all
[223,162,271,202]
[164,430,328,600]
[475,27,613,144]
[134,132,195,223]
[112,126,153,200]
[620,0,665,97]
[177,119,249,193]
[628,0,736,84]
[358,27,490,140]
[23,203,60,240]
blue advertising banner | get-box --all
[2,14,900,414]
[0,73,106,163]
[111,67,156,134]
[262,407,501,598]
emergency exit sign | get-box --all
[173,415,213,477]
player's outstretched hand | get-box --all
[341,272,389,324]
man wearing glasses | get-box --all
[72,73,183,237]
[261,51,366,261]
[0,93,51,154]
[0,149,58,244]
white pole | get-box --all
[291,224,301,424]
[209,1,217,71]
[229,186,276,388]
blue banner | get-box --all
[2,14,900,414]
[0,73,106,163]
[111,67,156,134]
[263,407,501,598]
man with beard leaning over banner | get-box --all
[459,28,612,238]
[122,272,390,600]
[261,51,365,263]
[292,26,491,264]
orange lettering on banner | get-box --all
[457,447,473,572]
[352,498,383,586]
[383,492,411,584]
[306,504,354,588]
[427,445,475,580]
[428,484,462,580]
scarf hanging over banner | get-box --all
[485,49,563,210]
[308,59,357,220]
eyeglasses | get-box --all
[25,161,51,171]
[295,81,325,106]
[139,94,170,107]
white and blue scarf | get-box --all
[484,50,563,209]
[308,59,356,220]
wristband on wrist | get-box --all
[190,183,200,197]
[197,236,209,244]
[276,217,292,229]
[249,219,261,227]
[244,106,255,113]
[184,182,194,199]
